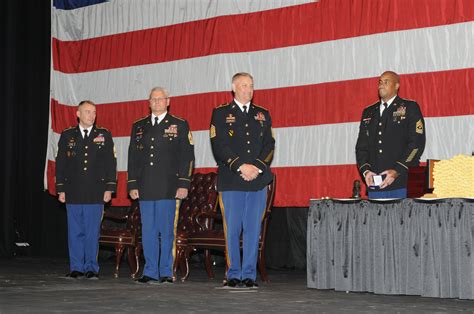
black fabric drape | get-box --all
[0,1,68,257]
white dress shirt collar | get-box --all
[380,95,397,115]
[79,125,93,138]
[234,99,251,113]
[151,111,167,125]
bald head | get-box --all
[378,71,400,101]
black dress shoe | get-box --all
[136,275,159,284]
[65,271,84,279]
[226,278,242,288]
[85,271,99,280]
[159,276,173,284]
[242,278,259,288]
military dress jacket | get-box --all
[55,125,117,204]
[210,101,275,191]
[127,114,195,200]
[355,96,426,190]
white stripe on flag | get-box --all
[47,115,474,171]
[51,22,474,106]
[52,0,315,41]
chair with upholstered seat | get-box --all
[99,200,142,278]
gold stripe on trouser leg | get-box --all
[96,205,105,262]
[218,193,231,269]
[259,189,268,223]
[171,199,181,265]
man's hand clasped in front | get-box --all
[364,169,399,189]
[239,164,261,181]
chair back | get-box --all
[178,172,218,233]
[260,175,276,242]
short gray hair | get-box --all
[149,86,169,98]
[232,72,253,83]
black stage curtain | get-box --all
[0,1,306,269]
[0,1,68,258]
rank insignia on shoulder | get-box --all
[188,131,194,145]
[416,119,424,134]
[210,125,216,138]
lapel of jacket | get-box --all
[74,125,86,144]
[234,100,251,122]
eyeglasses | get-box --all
[149,97,170,103]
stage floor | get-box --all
[0,257,472,313]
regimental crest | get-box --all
[254,112,266,121]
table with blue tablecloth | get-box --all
[307,198,474,299]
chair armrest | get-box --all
[194,209,219,230]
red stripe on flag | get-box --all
[46,161,365,207]
[51,69,474,135]
[52,0,474,73]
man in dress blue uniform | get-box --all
[56,100,117,279]
[128,87,194,284]
[210,72,275,288]
[355,71,426,199]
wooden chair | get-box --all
[174,172,219,281]
[99,200,142,278]
[179,176,276,282]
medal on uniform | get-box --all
[93,133,105,145]
[164,125,178,138]
[393,105,406,121]
[67,138,76,149]
[226,114,236,124]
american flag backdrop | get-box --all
[46,0,474,206]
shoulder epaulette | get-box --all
[169,114,185,121]
[63,126,76,132]
[364,101,380,110]
[216,103,230,109]
[95,125,109,132]
[252,103,268,111]
[133,115,150,124]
